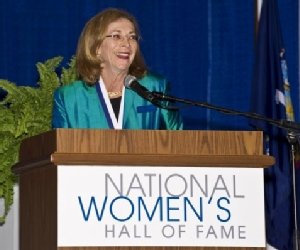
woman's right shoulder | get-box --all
[54,80,93,95]
[55,80,84,92]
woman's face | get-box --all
[97,18,138,75]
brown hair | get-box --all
[76,8,147,85]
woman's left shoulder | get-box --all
[138,72,167,90]
[140,72,165,82]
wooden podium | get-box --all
[13,129,274,250]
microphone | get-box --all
[124,75,178,110]
[124,75,156,103]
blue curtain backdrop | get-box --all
[0,1,298,127]
[0,0,292,129]
[0,0,299,246]
[0,0,298,127]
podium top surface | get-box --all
[13,129,276,169]
[19,129,264,159]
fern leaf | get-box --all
[0,55,73,223]
[61,56,77,85]
[0,106,15,134]
[0,80,21,105]
[36,56,63,90]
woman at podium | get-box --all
[52,8,183,130]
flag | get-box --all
[251,0,294,249]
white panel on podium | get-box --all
[57,165,266,248]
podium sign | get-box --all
[57,165,265,247]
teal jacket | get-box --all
[52,73,183,130]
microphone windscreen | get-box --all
[124,75,136,88]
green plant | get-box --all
[0,56,77,224]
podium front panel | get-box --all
[57,165,265,248]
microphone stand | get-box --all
[153,91,300,132]
[153,91,300,248]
